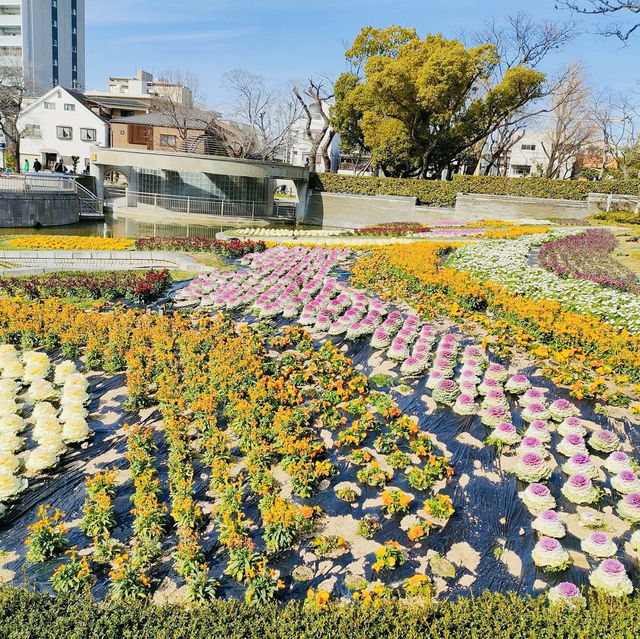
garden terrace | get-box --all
[0,240,639,614]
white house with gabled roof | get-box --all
[17,85,109,172]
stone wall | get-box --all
[588,192,640,213]
[305,192,438,228]
[454,193,589,220]
[304,190,595,229]
[0,194,80,228]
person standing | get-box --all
[33,159,42,173]
[23,158,29,173]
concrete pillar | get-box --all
[266,178,277,216]
[294,178,309,223]
[90,163,105,200]
[126,169,139,207]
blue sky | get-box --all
[86,0,639,114]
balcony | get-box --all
[0,15,21,27]
[0,34,21,47]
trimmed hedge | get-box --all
[310,173,640,207]
[1,587,640,638]
[310,173,459,207]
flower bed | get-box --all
[0,270,171,303]
[538,229,640,293]
[134,237,266,257]
[447,232,640,332]
[350,242,640,404]
[9,236,134,250]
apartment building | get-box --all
[86,69,193,107]
[0,0,85,92]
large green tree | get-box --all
[332,27,545,178]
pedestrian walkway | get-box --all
[0,250,209,275]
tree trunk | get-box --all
[320,130,336,173]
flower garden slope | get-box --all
[447,232,640,333]
[350,243,640,399]
[538,229,639,293]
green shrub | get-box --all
[592,210,640,225]
[1,586,640,638]
[310,173,640,207]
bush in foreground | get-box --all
[0,586,638,638]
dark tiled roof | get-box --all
[110,110,219,130]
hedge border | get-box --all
[1,587,639,639]
[310,173,640,207]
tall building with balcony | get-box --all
[0,0,85,92]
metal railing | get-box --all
[122,190,289,219]
[0,174,104,217]
[0,173,77,194]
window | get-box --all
[44,101,55,110]
[63,103,75,111]
[521,144,536,151]
[159,134,177,148]
[23,125,41,138]
[56,126,72,140]
[511,164,531,176]
[80,128,97,142]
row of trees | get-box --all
[1,3,637,177]
[217,11,639,180]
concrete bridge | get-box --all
[90,147,310,222]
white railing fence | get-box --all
[0,173,77,194]
[0,174,104,216]
[123,190,296,219]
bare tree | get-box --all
[591,90,639,177]
[151,70,224,149]
[540,63,595,179]
[0,61,35,173]
[468,13,578,174]
[480,125,527,175]
[222,69,300,161]
[557,1,640,40]
[292,78,334,173]
[475,12,579,72]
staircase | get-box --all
[75,182,104,219]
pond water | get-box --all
[0,212,302,240]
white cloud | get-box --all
[107,28,252,45]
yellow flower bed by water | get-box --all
[9,236,134,251]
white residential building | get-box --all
[86,69,193,107]
[481,131,576,179]
[0,0,85,92]
[18,85,108,170]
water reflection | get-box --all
[0,213,302,240]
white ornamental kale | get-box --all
[447,233,640,333]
